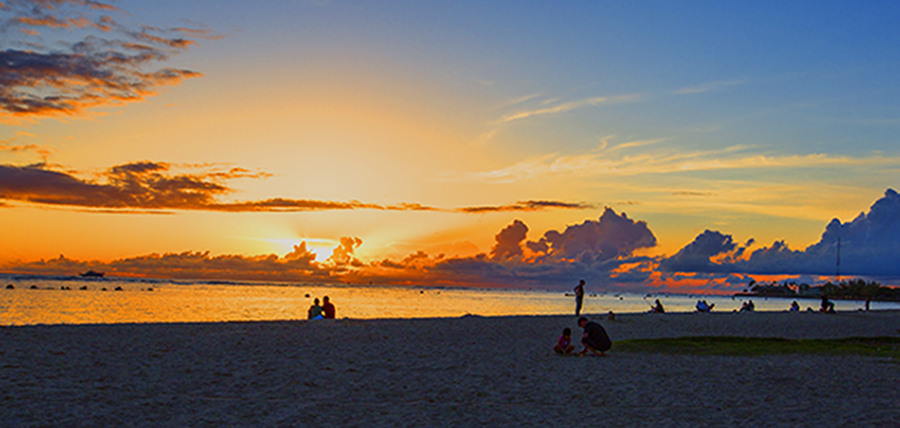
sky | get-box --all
[1,0,899,292]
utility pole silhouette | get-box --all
[835,236,841,283]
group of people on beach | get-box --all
[554,316,612,357]
[788,296,838,313]
[554,279,612,356]
[307,296,336,320]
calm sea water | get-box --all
[2,274,898,326]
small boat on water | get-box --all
[79,270,105,278]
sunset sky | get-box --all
[2,0,899,291]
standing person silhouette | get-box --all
[574,279,585,316]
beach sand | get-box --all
[2,310,899,427]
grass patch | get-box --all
[614,336,900,359]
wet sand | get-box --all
[2,310,899,426]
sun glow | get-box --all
[295,238,339,261]
[264,238,337,261]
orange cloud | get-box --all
[4,192,896,292]
[0,136,52,160]
[1,0,214,119]
[0,161,592,214]
[457,200,593,213]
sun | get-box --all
[299,238,339,261]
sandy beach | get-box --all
[2,310,899,427]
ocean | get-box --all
[2,274,898,326]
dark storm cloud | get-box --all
[0,0,216,118]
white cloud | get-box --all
[673,79,748,95]
[440,143,900,185]
[498,93,642,123]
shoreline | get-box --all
[5,279,900,326]
[3,308,900,329]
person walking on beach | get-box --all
[577,316,611,356]
[574,279,585,316]
[308,298,324,320]
[322,296,336,319]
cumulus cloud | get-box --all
[526,208,657,262]
[658,230,736,273]
[16,251,322,282]
[427,208,658,288]
[661,189,900,278]
[0,0,217,119]
[7,189,898,291]
[8,236,362,281]
[490,219,528,261]
[4,208,661,290]
[327,236,363,267]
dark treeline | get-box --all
[740,278,900,302]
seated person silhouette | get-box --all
[308,298,324,320]
[553,328,575,355]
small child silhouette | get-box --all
[553,327,575,355]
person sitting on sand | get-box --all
[577,317,611,356]
[740,300,755,312]
[553,327,575,355]
[696,300,714,313]
[651,299,665,313]
[308,298,324,320]
[790,301,800,312]
[322,296,336,319]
